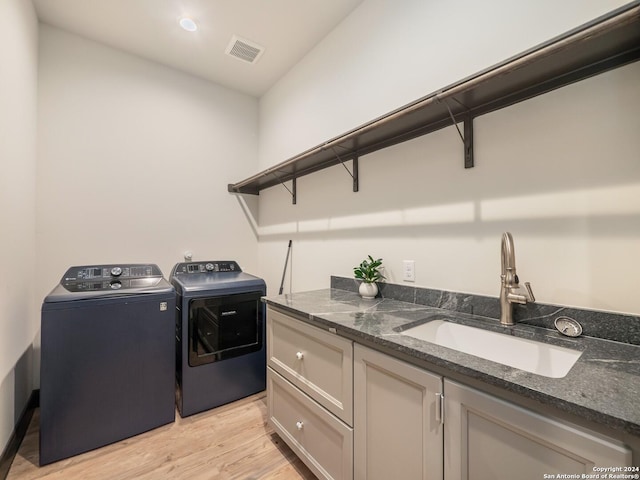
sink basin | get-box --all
[400,320,582,378]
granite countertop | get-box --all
[264,288,640,437]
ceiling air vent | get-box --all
[225,35,264,64]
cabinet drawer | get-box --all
[267,308,353,425]
[268,368,353,480]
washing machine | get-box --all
[40,264,176,466]
[171,261,266,417]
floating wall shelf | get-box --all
[228,3,640,203]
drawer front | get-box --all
[268,368,353,480]
[267,308,353,425]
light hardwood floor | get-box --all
[7,392,316,480]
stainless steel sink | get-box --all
[400,320,582,378]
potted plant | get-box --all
[354,255,385,299]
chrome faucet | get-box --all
[500,232,535,326]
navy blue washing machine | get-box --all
[170,261,266,417]
[40,264,176,466]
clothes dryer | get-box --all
[171,261,266,417]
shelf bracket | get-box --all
[270,172,297,204]
[463,115,474,169]
[331,147,359,192]
[291,177,297,204]
[437,96,475,169]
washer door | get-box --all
[188,291,263,367]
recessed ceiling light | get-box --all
[179,17,198,32]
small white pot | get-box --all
[359,282,378,299]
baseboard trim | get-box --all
[0,389,39,480]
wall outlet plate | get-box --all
[403,260,415,282]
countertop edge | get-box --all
[264,295,640,438]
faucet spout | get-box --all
[499,232,535,326]
[501,232,516,285]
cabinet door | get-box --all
[268,308,353,425]
[354,344,444,480]
[444,379,631,480]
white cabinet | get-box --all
[267,308,633,480]
[443,379,632,480]
[354,344,444,480]
[267,307,354,480]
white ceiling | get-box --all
[33,0,364,97]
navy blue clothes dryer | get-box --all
[170,261,266,417]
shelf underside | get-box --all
[229,4,640,196]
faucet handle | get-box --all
[524,282,535,302]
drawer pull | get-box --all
[296,351,304,360]
[296,421,304,430]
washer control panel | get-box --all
[61,264,162,292]
[173,261,241,275]
[72,265,156,280]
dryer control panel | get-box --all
[173,261,242,275]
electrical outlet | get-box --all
[403,260,415,282]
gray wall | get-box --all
[0,0,39,454]
[256,1,640,316]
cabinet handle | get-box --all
[296,351,304,360]
[435,393,444,424]
[296,421,304,430]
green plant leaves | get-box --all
[353,255,385,283]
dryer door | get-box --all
[188,291,263,366]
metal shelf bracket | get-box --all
[331,147,359,192]
[438,96,475,169]
[270,172,297,204]
[463,115,474,169]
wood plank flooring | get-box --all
[7,392,316,480]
